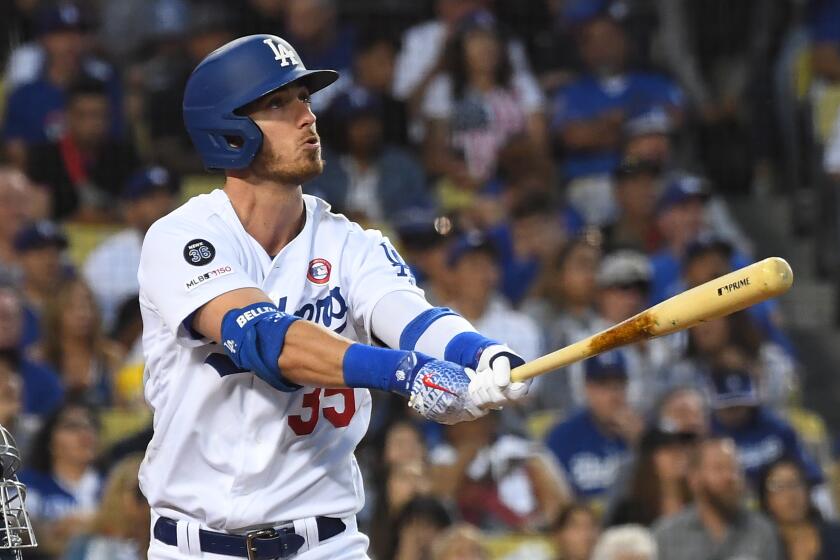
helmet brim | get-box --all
[294,69,340,95]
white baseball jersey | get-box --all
[137,189,422,532]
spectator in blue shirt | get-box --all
[19,400,103,558]
[708,369,826,498]
[551,12,682,224]
[1,2,123,166]
[545,351,643,503]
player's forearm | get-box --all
[277,320,352,387]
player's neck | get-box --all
[223,178,306,257]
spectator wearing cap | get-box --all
[392,207,455,305]
[545,351,642,504]
[304,87,430,224]
[707,368,832,516]
[572,250,679,412]
[83,166,178,331]
[550,11,683,225]
[1,1,124,166]
[653,436,782,560]
[602,157,664,253]
[0,167,44,283]
[421,10,548,193]
[605,424,696,527]
[26,79,140,222]
[444,232,543,363]
[0,284,64,419]
[14,220,73,350]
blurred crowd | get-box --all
[3,0,840,558]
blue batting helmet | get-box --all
[183,34,339,170]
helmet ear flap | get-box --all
[185,111,264,170]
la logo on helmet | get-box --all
[263,39,299,67]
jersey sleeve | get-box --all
[138,216,260,339]
[341,226,425,342]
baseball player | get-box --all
[138,35,529,560]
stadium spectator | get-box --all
[2,1,123,166]
[653,436,782,559]
[602,158,663,253]
[322,30,408,148]
[142,1,235,174]
[606,426,695,527]
[0,284,64,419]
[707,368,831,513]
[431,524,488,560]
[444,232,543,362]
[570,250,677,411]
[236,0,286,37]
[421,11,547,196]
[545,351,642,505]
[546,503,599,560]
[62,454,149,560]
[658,0,785,195]
[83,166,177,331]
[551,11,682,225]
[655,386,709,437]
[488,191,575,305]
[0,355,26,449]
[14,220,73,349]
[392,207,455,305]
[304,87,430,223]
[430,411,568,531]
[42,278,123,407]
[664,310,796,410]
[393,0,537,113]
[0,167,39,281]
[390,496,453,560]
[522,237,601,414]
[591,524,658,560]
[26,79,139,222]
[810,0,840,83]
[282,0,354,111]
[759,457,840,560]
[20,400,102,559]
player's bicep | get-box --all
[192,287,273,343]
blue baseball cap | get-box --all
[36,2,89,35]
[121,166,177,201]
[683,232,733,265]
[708,369,759,409]
[655,175,709,215]
[330,87,383,121]
[584,351,628,382]
[446,231,499,267]
[14,221,68,253]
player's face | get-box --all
[246,84,323,185]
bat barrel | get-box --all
[510,257,793,383]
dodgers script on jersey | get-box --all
[137,190,422,532]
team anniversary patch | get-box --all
[186,265,233,291]
[307,258,331,284]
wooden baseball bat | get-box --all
[510,257,794,382]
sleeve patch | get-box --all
[183,239,216,266]
[185,265,234,291]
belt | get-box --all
[153,516,346,559]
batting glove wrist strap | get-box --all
[342,344,433,397]
[445,331,499,369]
[220,302,301,392]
